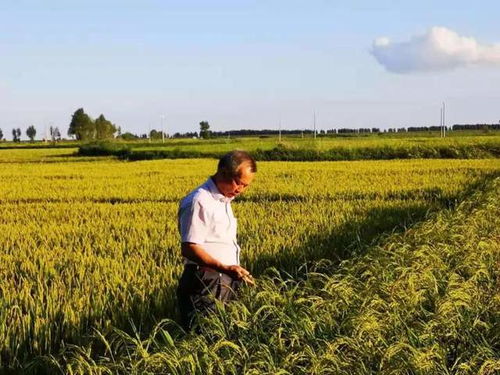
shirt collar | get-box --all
[206,177,234,203]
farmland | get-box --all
[0,144,499,374]
[78,133,500,161]
[2,131,500,161]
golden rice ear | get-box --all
[242,274,255,286]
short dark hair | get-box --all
[217,150,257,180]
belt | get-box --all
[185,264,218,273]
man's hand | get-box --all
[181,243,255,285]
[222,265,255,285]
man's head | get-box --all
[214,150,257,198]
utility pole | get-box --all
[440,107,443,138]
[440,102,446,138]
[443,102,446,138]
[278,118,282,142]
[160,115,165,143]
[313,111,317,139]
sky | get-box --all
[1,0,499,139]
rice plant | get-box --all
[0,147,498,373]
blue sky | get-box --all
[1,0,499,138]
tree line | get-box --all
[124,123,498,139]
[118,121,210,140]
[451,124,500,131]
[0,108,118,142]
[1,116,498,142]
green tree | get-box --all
[54,127,61,141]
[0,128,3,141]
[26,125,37,141]
[12,128,21,142]
[50,126,61,141]
[68,108,95,141]
[119,132,139,140]
[95,114,117,140]
[199,121,211,139]
[149,129,165,140]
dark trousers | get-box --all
[177,265,241,331]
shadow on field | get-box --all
[18,173,498,375]
[246,173,499,278]
[246,202,431,278]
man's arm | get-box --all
[182,242,253,282]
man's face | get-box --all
[218,164,255,198]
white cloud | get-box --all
[371,26,500,73]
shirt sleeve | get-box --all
[178,199,210,244]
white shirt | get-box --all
[178,177,240,266]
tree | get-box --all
[199,121,211,139]
[50,126,61,141]
[26,125,37,141]
[0,128,3,141]
[119,132,139,140]
[95,114,117,140]
[12,128,21,142]
[172,131,198,138]
[68,108,95,141]
[149,129,165,140]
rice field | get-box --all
[78,133,500,161]
[0,147,498,373]
[50,174,499,375]
[128,133,500,153]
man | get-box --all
[177,150,256,331]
